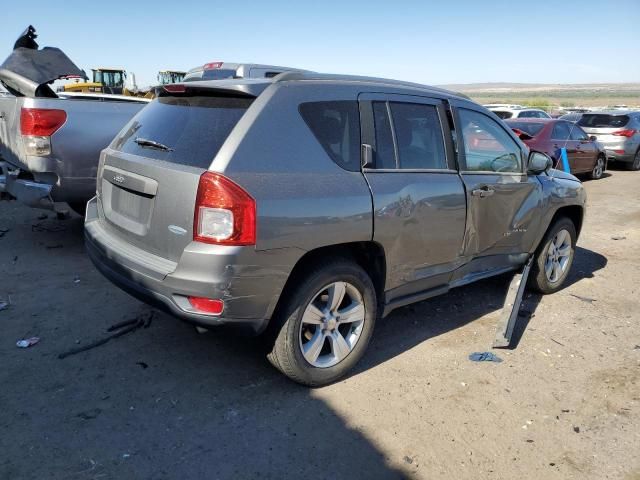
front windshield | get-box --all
[159,72,185,84]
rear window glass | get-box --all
[183,69,236,82]
[506,121,545,137]
[299,101,361,172]
[578,114,630,128]
[493,111,513,119]
[113,95,253,168]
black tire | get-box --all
[625,150,640,171]
[589,155,605,180]
[267,259,377,387]
[529,217,577,294]
[68,202,87,217]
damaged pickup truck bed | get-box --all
[0,26,148,214]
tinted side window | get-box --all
[570,125,589,141]
[551,122,571,141]
[299,101,361,172]
[389,102,447,170]
[372,102,397,169]
[519,111,534,118]
[458,109,522,173]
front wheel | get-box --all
[589,155,605,180]
[529,218,576,294]
[267,259,377,387]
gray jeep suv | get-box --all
[85,72,586,386]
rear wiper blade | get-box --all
[134,137,173,152]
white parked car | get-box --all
[485,104,551,120]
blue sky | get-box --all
[2,0,639,87]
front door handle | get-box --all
[471,187,495,198]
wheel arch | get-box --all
[269,241,387,321]
[533,204,584,255]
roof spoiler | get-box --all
[0,25,87,98]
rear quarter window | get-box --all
[299,101,361,172]
[113,95,253,168]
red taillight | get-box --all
[163,84,186,93]
[20,108,67,136]
[203,62,223,70]
[188,297,224,315]
[193,172,256,245]
[611,129,636,138]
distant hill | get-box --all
[438,83,640,108]
[438,82,640,92]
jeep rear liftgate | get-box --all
[99,92,255,262]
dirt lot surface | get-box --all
[1,169,638,480]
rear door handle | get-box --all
[471,187,495,198]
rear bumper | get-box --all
[0,161,53,208]
[602,141,639,163]
[606,151,635,163]
[85,196,288,334]
[0,160,95,209]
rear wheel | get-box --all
[529,217,576,294]
[267,259,376,387]
[625,150,640,171]
[589,155,605,180]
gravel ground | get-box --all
[0,168,638,480]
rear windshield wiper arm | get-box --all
[134,137,174,152]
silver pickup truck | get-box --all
[0,26,148,215]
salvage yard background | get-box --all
[1,169,638,480]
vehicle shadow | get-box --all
[0,210,607,480]
[357,245,607,370]
[1,213,408,480]
[508,246,607,348]
[578,171,612,181]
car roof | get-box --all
[174,72,471,101]
[186,62,305,74]
[504,118,554,123]
[582,110,637,115]
[274,72,471,100]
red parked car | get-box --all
[505,118,607,180]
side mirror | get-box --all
[527,151,553,174]
[589,135,597,142]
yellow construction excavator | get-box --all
[60,67,127,94]
[59,68,185,97]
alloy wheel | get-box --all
[593,157,604,178]
[544,229,572,283]
[298,282,365,368]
